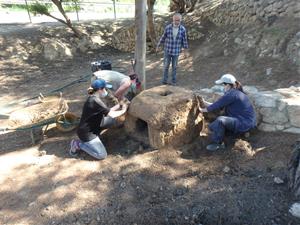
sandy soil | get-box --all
[0,22,300,225]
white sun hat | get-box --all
[215,74,236,85]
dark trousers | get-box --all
[209,116,238,143]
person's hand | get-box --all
[121,102,128,112]
[182,49,189,58]
[199,107,208,113]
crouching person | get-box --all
[69,79,128,159]
[199,74,256,151]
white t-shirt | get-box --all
[172,26,179,41]
[92,70,130,91]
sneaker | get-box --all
[206,142,225,151]
[162,81,168,85]
[69,139,80,156]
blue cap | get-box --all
[91,79,112,90]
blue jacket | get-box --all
[207,89,256,132]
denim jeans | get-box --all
[209,116,238,143]
[162,51,179,84]
[79,136,107,159]
[79,116,116,159]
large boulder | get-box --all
[124,85,203,148]
[43,39,73,60]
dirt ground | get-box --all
[0,21,300,225]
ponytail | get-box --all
[87,87,96,95]
[235,81,244,93]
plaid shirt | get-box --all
[157,24,188,56]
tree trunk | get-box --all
[135,0,147,90]
[51,0,82,37]
[288,141,300,199]
[147,0,156,52]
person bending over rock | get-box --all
[199,74,256,151]
[92,69,140,102]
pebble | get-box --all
[289,202,300,218]
[223,166,230,173]
[274,177,284,184]
[120,182,126,189]
[28,201,36,207]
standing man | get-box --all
[156,12,188,86]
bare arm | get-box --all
[114,80,131,101]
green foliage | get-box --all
[29,2,51,15]
[1,3,28,12]
[29,1,81,14]
[63,2,81,12]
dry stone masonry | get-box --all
[199,85,300,134]
[205,0,300,25]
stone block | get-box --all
[244,85,259,95]
[275,86,300,98]
[281,98,300,127]
[253,91,283,108]
[258,123,277,132]
[125,86,203,148]
[284,127,300,134]
[277,99,287,111]
[258,122,277,132]
[276,125,285,130]
[260,107,288,124]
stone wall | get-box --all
[204,0,300,25]
[198,85,300,134]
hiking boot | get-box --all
[69,139,80,157]
[206,142,225,151]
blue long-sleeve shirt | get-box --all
[157,24,188,56]
[207,89,256,132]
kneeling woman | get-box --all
[199,74,256,151]
[69,79,128,159]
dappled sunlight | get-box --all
[0,130,298,224]
[0,146,54,179]
[1,6,300,222]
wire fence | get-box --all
[0,0,135,24]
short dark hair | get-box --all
[129,73,137,80]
